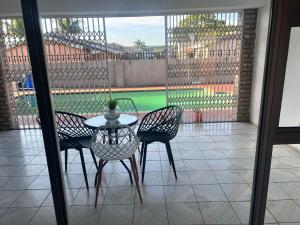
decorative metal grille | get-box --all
[165,12,242,123]
[0,17,109,128]
[0,12,243,129]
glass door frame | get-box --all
[250,0,300,224]
[20,1,68,225]
[20,0,300,224]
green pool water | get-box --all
[112,90,166,111]
[15,89,230,115]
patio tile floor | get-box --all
[0,123,299,224]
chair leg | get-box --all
[90,149,98,170]
[142,143,148,183]
[64,149,68,172]
[165,141,177,179]
[95,159,104,207]
[79,149,89,189]
[137,146,141,154]
[130,156,142,203]
[120,160,133,184]
[94,161,108,187]
[132,154,139,182]
[165,145,172,165]
[140,142,145,166]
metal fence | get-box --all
[165,12,242,123]
[6,52,166,63]
[0,12,243,129]
[0,17,110,128]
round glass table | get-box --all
[84,114,138,129]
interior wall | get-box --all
[279,27,300,127]
[249,0,271,125]
[279,27,300,151]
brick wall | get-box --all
[0,26,17,130]
[0,69,10,130]
[237,9,258,122]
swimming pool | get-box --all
[15,89,230,115]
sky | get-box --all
[3,13,238,47]
[104,13,238,46]
[105,16,165,46]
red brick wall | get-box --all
[237,9,258,122]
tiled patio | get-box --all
[0,123,300,225]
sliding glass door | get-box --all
[250,0,300,224]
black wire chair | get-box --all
[137,105,183,182]
[37,111,98,189]
[115,98,139,118]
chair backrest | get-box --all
[55,111,93,138]
[90,124,139,161]
[115,98,138,117]
[138,105,183,140]
[36,114,74,150]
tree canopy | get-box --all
[4,18,25,36]
[171,14,238,42]
[134,39,146,50]
[57,18,82,33]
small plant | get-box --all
[107,98,117,111]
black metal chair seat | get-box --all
[59,139,83,151]
[59,133,92,150]
[77,136,92,148]
[137,131,172,143]
[137,105,183,182]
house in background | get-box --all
[5,33,127,64]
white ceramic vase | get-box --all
[104,109,120,121]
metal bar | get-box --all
[103,17,111,100]
[164,15,169,106]
[274,127,300,144]
[20,0,68,225]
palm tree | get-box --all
[57,18,82,33]
[134,39,146,50]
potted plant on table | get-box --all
[104,98,120,122]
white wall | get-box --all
[250,3,300,126]
[249,0,271,125]
[280,28,300,151]
[279,27,300,127]
[0,0,267,17]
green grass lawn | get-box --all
[15,89,232,115]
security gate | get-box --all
[0,17,110,128]
[1,12,243,129]
[165,12,242,122]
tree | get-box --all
[57,18,82,33]
[171,14,236,42]
[134,39,146,50]
[5,18,25,36]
